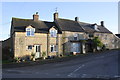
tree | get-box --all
[92,37,103,51]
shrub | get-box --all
[14,57,21,62]
[42,52,46,59]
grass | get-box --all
[2,60,13,64]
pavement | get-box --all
[2,49,120,79]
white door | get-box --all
[34,45,41,59]
[71,43,80,53]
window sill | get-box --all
[50,51,58,53]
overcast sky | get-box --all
[1,2,118,40]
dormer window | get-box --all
[50,29,57,37]
[26,28,35,36]
[94,25,99,31]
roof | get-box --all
[78,22,96,33]
[12,17,49,33]
[115,34,120,38]
[11,17,112,34]
[78,22,112,33]
[96,25,112,33]
[44,21,62,33]
[55,18,85,32]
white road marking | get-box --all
[114,75,120,78]
[68,64,85,77]
[56,74,60,76]
[81,74,87,78]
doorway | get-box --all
[34,45,41,59]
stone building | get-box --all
[9,12,120,59]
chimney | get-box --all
[33,12,39,21]
[75,17,79,22]
[101,21,104,27]
[54,12,58,21]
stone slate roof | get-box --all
[79,22,112,33]
[78,22,96,33]
[96,25,112,33]
[44,21,62,33]
[55,18,85,32]
[11,17,112,34]
[12,17,49,33]
[78,22,112,33]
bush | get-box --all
[14,57,21,62]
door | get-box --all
[71,43,80,53]
[34,45,41,59]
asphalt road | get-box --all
[2,50,120,78]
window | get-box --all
[50,30,57,37]
[94,25,99,31]
[26,28,35,36]
[89,34,94,37]
[71,43,80,53]
[28,45,32,50]
[36,45,40,52]
[50,45,58,52]
[104,35,107,40]
[74,34,78,40]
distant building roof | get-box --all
[115,34,120,38]
[78,22,112,33]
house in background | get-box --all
[8,12,120,59]
[115,34,120,48]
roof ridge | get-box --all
[58,18,93,25]
[58,18,76,22]
[12,17,32,20]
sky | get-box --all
[0,2,118,40]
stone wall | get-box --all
[94,33,119,49]
[62,31,86,54]
[14,32,47,58]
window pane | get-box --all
[27,31,31,36]
[55,45,58,52]
[51,46,54,52]
[28,45,32,50]
[74,37,77,40]
[36,46,40,52]
[51,31,54,37]
[26,28,30,31]
[50,30,57,37]
[31,30,34,36]
[54,30,57,37]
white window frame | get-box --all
[50,45,58,52]
[26,28,35,36]
[50,29,57,37]
[94,25,99,31]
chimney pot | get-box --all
[75,17,79,22]
[101,21,104,27]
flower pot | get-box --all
[43,57,46,60]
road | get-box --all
[2,50,120,78]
